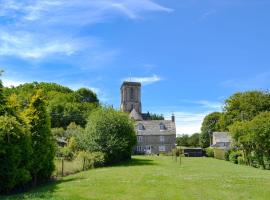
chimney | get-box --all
[171,113,175,122]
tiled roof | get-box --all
[129,108,143,121]
[135,120,176,136]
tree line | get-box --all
[0,75,136,194]
[200,91,270,169]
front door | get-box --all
[145,145,151,154]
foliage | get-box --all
[58,146,74,161]
[176,134,189,146]
[176,133,200,147]
[77,151,105,169]
[224,91,270,127]
[206,148,214,157]
[23,91,56,184]
[229,112,270,169]
[229,150,242,164]
[4,82,99,128]
[0,115,32,193]
[200,112,223,148]
[148,112,164,120]
[188,133,200,147]
[83,108,136,164]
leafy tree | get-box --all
[229,112,270,169]
[188,133,200,147]
[200,112,222,148]
[23,90,55,185]
[224,91,270,127]
[176,134,189,146]
[75,88,99,103]
[0,115,32,193]
[84,108,136,164]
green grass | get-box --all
[2,156,270,200]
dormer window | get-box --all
[159,123,166,131]
[137,123,145,131]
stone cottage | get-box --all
[211,132,232,160]
[120,81,176,154]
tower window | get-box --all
[130,87,134,100]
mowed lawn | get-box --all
[3,156,270,200]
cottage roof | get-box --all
[129,108,143,121]
[135,120,176,136]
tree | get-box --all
[23,90,55,185]
[188,133,200,147]
[176,134,189,146]
[224,91,270,127]
[83,108,136,164]
[200,112,222,148]
[75,88,99,103]
[229,112,270,169]
[0,115,32,193]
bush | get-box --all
[238,156,246,165]
[0,115,32,193]
[206,148,214,157]
[83,108,136,164]
[225,149,232,161]
[229,150,242,164]
[59,146,74,161]
[77,151,105,169]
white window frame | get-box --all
[137,146,143,152]
[159,145,166,152]
[160,135,165,142]
[137,136,143,142]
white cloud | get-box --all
[192,100,223,110]
[2,79,25,87]
[164,111,210,135]
[0,0,172,61]
[123,74,162,85]
[0,32,79,59]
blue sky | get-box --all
[1,0,270,134]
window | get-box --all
[160,135,165,142]
[137,136,143,142]
[137,123,145,131]
[159,123,166,131]
[159,146,166,152]
[130,87,134,100]
[137,146,143,152]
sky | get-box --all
[1,0,270,135]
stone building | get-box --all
[121,81,176,154]
[211,132,232,160]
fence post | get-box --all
[61,158,64,177]
[83,157,86,171]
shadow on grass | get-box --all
[1,158,155,199]
[115,157,157,167]
[1,177,85,200]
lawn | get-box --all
[2,156,270,200]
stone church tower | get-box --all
[121,81,142,113]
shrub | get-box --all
[77,151,105,170]
[59,146,74,161]
[206,148,214,157]
[0,115,32,193]
[83,108,136,164]
[225,149,232,161]
[238,156,246,165]
[229,150,242,164]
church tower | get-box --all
[121,81,142,113]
